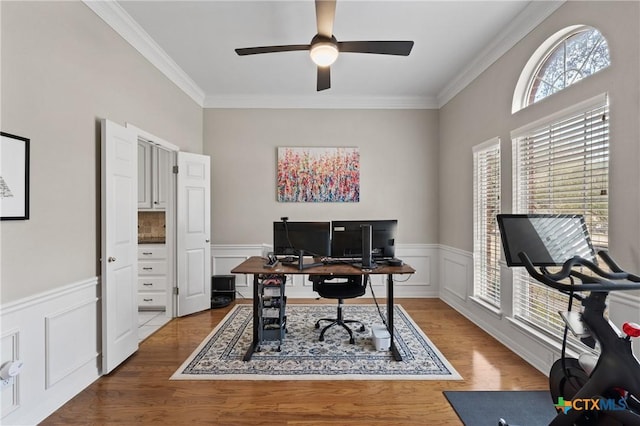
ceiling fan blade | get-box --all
[338,41,414,56]
[235,44,310,56]
[315,0,336,38]
[317,66,331,91]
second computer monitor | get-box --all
[273,221,331,257]
[331,220,397,259]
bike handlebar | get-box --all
[518,250,640,293]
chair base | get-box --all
[315,301,365,344]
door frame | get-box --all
[126,124,179,319]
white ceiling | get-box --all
[87,1,563,109]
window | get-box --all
[511,94,609,336]
[513,26,610,113]
[473,138,501,308]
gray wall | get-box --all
[3,0,638,304]
[203,108,439,246]
[438,1,640,271]
[0,1,203,302]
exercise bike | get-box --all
[497,214,640,425]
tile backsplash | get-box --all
[138,211,166,244]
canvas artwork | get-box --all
[277,147,359,202]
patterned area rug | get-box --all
[171,304,462,380]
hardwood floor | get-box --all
[42,299,549,425]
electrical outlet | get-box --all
[1,377,13,389]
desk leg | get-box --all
[387,273,402,361]
[243,273,260,361]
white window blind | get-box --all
[511,95,609,335]
[473,138,501,308]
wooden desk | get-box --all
[231,256,416,361]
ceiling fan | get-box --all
[234,0,414,91]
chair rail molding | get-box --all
[211,243,440,298]
[0,277,101,425]
[438,244,561,376]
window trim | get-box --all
[473,137,502,309]
[511,93,607,140]
[510,93,609,342]
[512,25,608,113]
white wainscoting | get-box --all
[438,245,640,374]
[211,243,440,299]
[439,245,557,375]
[211,244,271,295]
[0,278,101,425]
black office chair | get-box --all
[310,275,366,344]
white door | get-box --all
[176,152,211,316]
[101,119,139,374]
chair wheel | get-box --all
[349,338,355,344]
[319,336,324,342]
[358,325,365,332]
[277,346,281,352]
[315,323,320,329]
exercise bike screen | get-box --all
[497,214,596,267]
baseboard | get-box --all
[1,277,101,425]
[438,245,561,376]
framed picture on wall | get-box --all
[277,147,360,202]
[1,132,30,220]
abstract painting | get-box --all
[277,147,359,202]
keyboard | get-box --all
[322,258,358,265]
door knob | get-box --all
[108,256,116,263]
[205,239,210,243]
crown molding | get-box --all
[203,94,438,109]
[84,0,563,110]
[83,1,432,110]
[437,0,565,108]
[83,0,206,106]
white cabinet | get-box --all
[138,245,168,310]
[138,142,152,208]
[153,147,171,209]
[138,141,171,210]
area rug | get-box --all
[171,304,462,380]
[443,390,557,426]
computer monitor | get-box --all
[331,220,397,259]
[496,214,595,267]
[273,221,331,257]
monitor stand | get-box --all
[297,250,323,270]
[361,224,374,269]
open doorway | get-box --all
[101,119,212,373]
[129,124,213,320]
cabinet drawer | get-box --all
[138,293,167,308]
[138,277,167,291]
[138,246,167,259]
[139,261,167,275]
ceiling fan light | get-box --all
[310,42,338,66]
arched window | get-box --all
[513,26,610,112]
